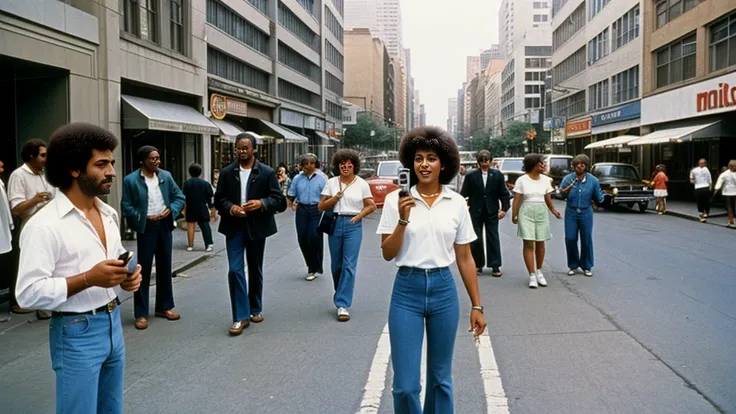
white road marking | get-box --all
[477,330,510,414]
[356,323,391,414]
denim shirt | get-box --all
[561,173,605,209]
[287,172,326,205]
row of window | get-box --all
[551,0,568,18]
[553,90,585,119]
[588,28,608,64]
[331,0,344,18]
[278,42,321,84]
[208,47,270,92]
[525,85,543,94]
[656,33,696,89]
[552,47,586,85]
[656,0,703,29]
[588,79,608,111]
[297,0,314,15]
[525,97,542,109]
[324,6,343,44]
[248,0,267,15]
[325,40,344,72]
[525,71,546,81]
[589,0,610,20]
[612,65,639,105]
[122,0,185,54]
[552,3,585,52]
[206,0,269,54]
[533,14,549,22]
[525,57,552,68]
[278,79,321,110]
[613,5,639,52]
[326,100,342,120]
[325,71,344,97]
[533,2,549,9]
[278,1,319,52]
[501,103,515,120]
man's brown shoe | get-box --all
[229,320,250,336]
[249,313,264,323]
[135,317,148,330]
[154,310,181,321]
[11,305,33,314]
[36,310,51,320]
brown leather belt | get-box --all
[52,298,120,316]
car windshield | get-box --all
[595,165,641,181]
[377,161,402,177]
[501,159,523,171]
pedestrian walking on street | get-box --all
[121,145,185,330]
[460,150,510,277]
[15,123,143,414]
[8,139,55,319]
[0,160,14,299]
[652,164,669,214]
[560,154,605,277]
[182,163,216,252]
[690,158,712,223]
[277,165,292,199]
[288,153,327,281]
[214,133,284,336]
[318,149,376,322]
[714,159,736,228]
[511,154,562,289]
[377,126,486,414]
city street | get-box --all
[0,202,734,413]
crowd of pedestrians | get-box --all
[2,120,735,414]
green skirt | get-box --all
[517,203,551,241]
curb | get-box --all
[647,208,730,227]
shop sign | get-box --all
[149,120,219,135]
[343,103,361,125]
[642,72,736,125]
[592,101,641,127]
[565,118,591,137]
[281,109,305,128]
[210,93,248,119]
[304,115,317,130]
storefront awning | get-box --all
[628,121,721,146]
[585,135,641,149]
[122,95,219,135]
[314,131,335,147]
[209,119,264,144]
[257,120,309,143]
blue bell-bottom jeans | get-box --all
[564,206,595,271]
[389,266,459,414]
[328,216,362,308]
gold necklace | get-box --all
[419,187,442,198]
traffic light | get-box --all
[526,129,537,140]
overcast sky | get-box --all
[402,0,500,128]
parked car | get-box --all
[590,162,654,213]
[365,160,402,207]
[495,157,524,190]
[544,154,573,198]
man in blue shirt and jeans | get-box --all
[288,153,327,281]
[560,154,605,277]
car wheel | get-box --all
[638,202,648,213]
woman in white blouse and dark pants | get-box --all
[318,149,376,321]
[690,158,713,222]
[377,126,486,414]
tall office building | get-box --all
[500,29,552,123]
[345,0,403,56]
[419,104,426,127]
[447,98,458,137]
[344,0,378,33]
[405,48,415,130]
[344,29,389,119]
[499,0,552,56]
[481,44,506,70]
[467,56,481,82]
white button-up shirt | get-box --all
[690,167,712,189]
[143,172,166,216]
[0,180,13,254]
[15,191,124,312]
[377,186,477,269]
[8,164,55,222]
[715,170,736,196]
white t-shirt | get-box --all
[513,174,553,203]
[321,176,373,215]
[143,173,166,216]
[715,170,736,196]
[376,186,477,269]
[690,167,712,189]
[239,168,252,204]
[8,164,56,222]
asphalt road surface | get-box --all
[1,202,733,413]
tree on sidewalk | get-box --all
[342,114,396,152]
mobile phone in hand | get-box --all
[398,168,411,197]
[118,251,137,274]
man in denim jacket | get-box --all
[121,146,186,330]
[560,154,605,277]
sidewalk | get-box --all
[646,199,732,227]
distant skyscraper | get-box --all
[481,44,505,70]
[447,98,458,137]
[344,0,378,33]
[405,49,414,129]
[419,104,426,127]
[345,0,403,56]
[499,0,551,56]
[466,56,481,82]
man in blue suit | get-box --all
[121,146,186,330]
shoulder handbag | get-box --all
[317,177,357,235]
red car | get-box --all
[365,160,403,207]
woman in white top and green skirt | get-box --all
[511,154,562,288]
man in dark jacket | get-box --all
[460,150,510,277]
[121,146,186,330]
[214,132,284,336]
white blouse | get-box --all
[377,186,477,269]
[321,176,373,215]
[513,174,554,203]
